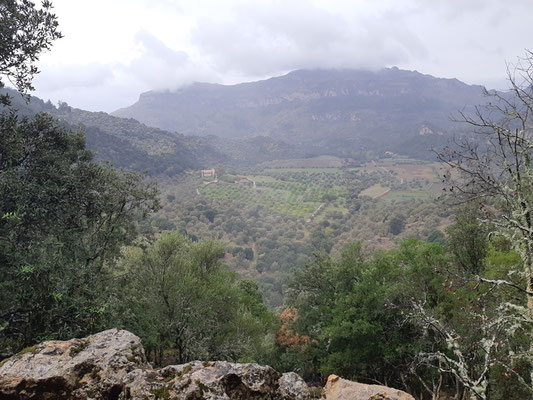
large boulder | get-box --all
[0,328,148,399]
[0,329,310,400]
[321,375,414,400]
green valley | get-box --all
[2,4,532,397]
[152,155,450,306]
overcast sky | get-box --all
[28,0,533,112]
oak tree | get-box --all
[0,0,62,105]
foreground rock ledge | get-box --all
[0,329,309,400]
[0,329,414,400]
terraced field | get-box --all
[198,156,443,219]
[200,170,347,218]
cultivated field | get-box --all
[197,156,444,219]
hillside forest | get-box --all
[2,2,533,400]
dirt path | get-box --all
[251,242,258,271]
[306,202,325,222]
[374,188,391,199]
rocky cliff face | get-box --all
[112,68,490,159]
[0,329,414,400]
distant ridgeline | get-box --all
[1,67,496,173]
[0,88,302,175]
[0,88,214,175]
[113,68,493,160]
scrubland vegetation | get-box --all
[2,2,533,399]
[151,157,449,307]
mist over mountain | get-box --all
[113,67,491,159]
[1,67,495,173]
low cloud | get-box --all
[34,64,114,91]
[34,30,220,111]
[30,0,533,111]
[128,30,218,91]
[192,1,427,76]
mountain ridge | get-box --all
[112,67,491,159]
[1,88,300,174]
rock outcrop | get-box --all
[0,329,415,400]
[0,329,148,399]
[321,375,414,400]
[122,360,310,400]
[0,329,310,400]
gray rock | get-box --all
[0,328,147,399]
[0,329,415,400]
[279,372,311,400]
[122,361,310,400]
[0,329,311,400]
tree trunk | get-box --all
[525,255,533,398]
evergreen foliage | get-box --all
[115,232,275,366]
[279,228,529,399]
[0,112,159,354]
[0,0,62,105]
[1,3,532,398]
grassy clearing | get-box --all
[361,184,390,199]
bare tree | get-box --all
[410,300,529,400]
[437,50,533,395]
